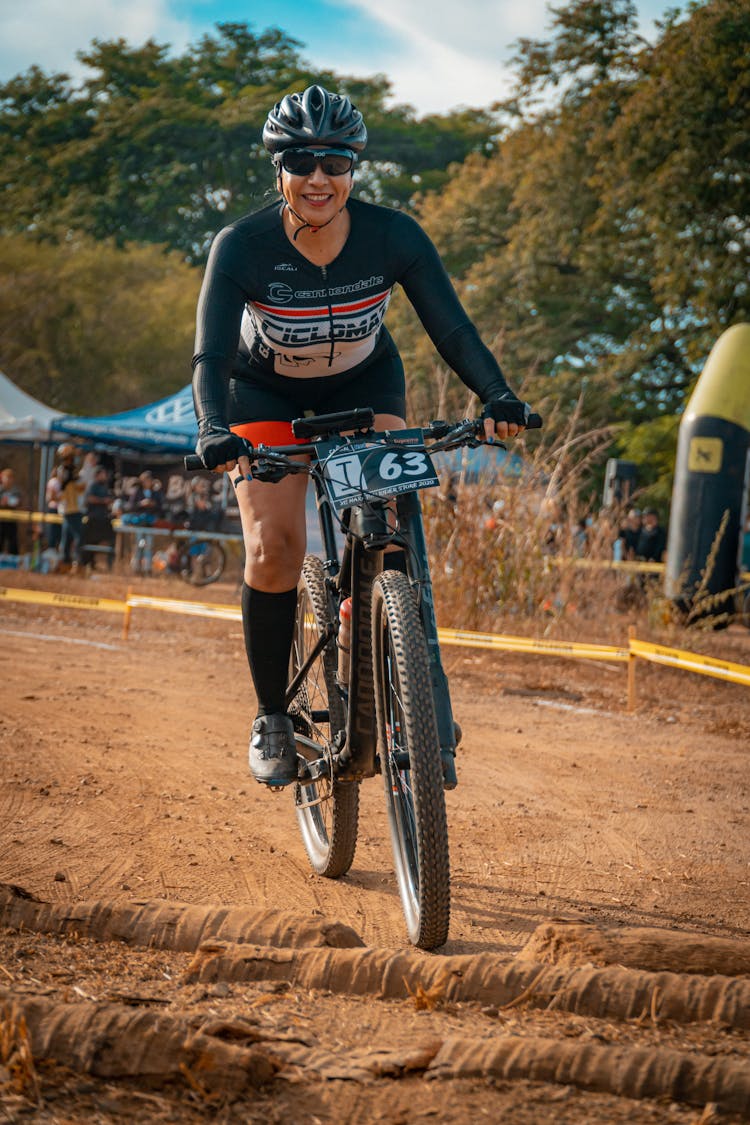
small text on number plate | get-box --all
[319,430,439,511]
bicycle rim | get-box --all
[289,555,359,877]
[372,571,450,949]
[187,541,225,586]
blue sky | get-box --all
[0,0,679,116]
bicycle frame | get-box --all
[284,437,458,788]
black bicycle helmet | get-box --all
[262,84,367,154]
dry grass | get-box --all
[0,1003,40,1102]
[423,471,633,640]
[421,418,747,645]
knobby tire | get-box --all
[372,571,450,950]
[289,555,359,877]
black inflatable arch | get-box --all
[666,324,750,619]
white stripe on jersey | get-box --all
[241,287,392,376]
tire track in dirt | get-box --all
[2,580,750,1122]
[447,680,750,945]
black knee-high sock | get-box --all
[241,583,298,716]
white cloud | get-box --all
[322,0,673,114]
[0,0,191,81]
[362,41,514,115]
[342,0,549,62]
[321,0,549,112]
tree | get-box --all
[0,24,497,263]
[0,234,199,413]
[393,0,750,484]
[592,0,750,386]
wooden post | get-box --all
[627,624,637,711]
[122,586,132,640]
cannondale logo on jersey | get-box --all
[267,283,295,303]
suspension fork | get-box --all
[394,491,458,789]
[342,536,382,778]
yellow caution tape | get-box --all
[629,637,750,687]
[125,594,241,622]
[0,585,126,614]
[3,583,748,689]
[438,628,629,662]
[548,556,665,574]
[0,509,59,523]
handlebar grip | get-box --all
[526,413,543,429]
[184,454,205,471]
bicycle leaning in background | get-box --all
[152,529,227,586]
[187,403,541,949]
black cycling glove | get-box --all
[196,426,245,470]
[481,391,532,428]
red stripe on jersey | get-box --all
[253,289,390,319]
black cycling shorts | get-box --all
[228,340,406,444]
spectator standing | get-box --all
[0,467,22,556]
[44,470,62,550]
[78,451,101,490]
[84,466,115,571]
[125,470,165,575]
[616,507,642,561]
[637,507,667,563]
[572,517,589,557]
[56,445,86,570]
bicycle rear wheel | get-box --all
[372,571,450,949]
[184,540,225,586]
[289,555,359,877]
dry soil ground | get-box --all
[0,569,749,1124]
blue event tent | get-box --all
[54,384,198,456]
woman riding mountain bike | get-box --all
[192,82,534,788]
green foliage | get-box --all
[394,0,750,507]
[615,414,681,507]
[0,234,199,413]
[0,24,495,263]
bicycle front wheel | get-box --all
[289,555,359,878]
[184,540,225,586]
[372,571,450,950]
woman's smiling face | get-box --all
[280,156,353,229]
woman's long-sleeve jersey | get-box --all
[192,197,512,431]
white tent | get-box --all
[0,369,59,441]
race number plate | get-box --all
[318,429,439,511]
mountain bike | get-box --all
[187,405,540,949]
[152,530,226,586]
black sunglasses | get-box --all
[278,148,356,177]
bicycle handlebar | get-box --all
[184,410,543,473]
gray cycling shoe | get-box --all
[249,713,298,787]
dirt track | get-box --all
[1,570,749,1123]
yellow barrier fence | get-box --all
[438,628,629,663]
[0,584,127,616]
[122,592,240,636]
[629,636,750,688]
[2,583,748,709]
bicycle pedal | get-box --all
[257,777,296,792]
